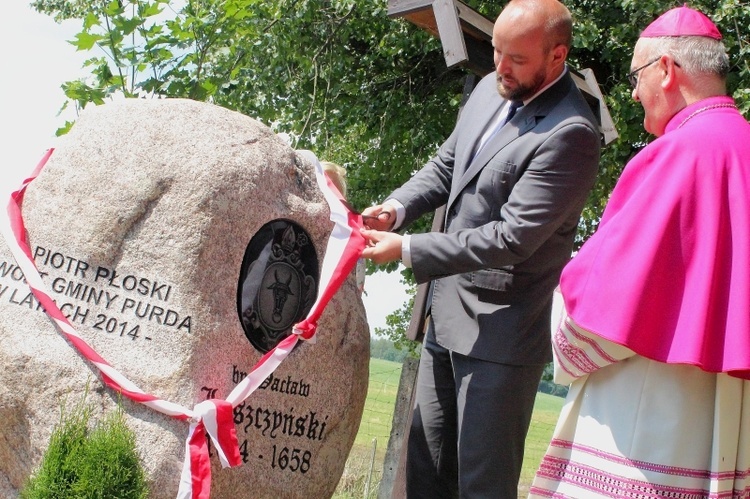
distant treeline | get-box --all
[538,379,568,398]
[370,336,412,363]
[371,336,568,398]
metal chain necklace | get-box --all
[677,103,737,129]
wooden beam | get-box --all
[570,68,618,145]
[388,0,494,71]
[455,1,493,40]
[462,35,494,76]
[432,0,467,67]
[387,0,434,18]
[400,9,440,38]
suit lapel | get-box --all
[447,73,574,212]
[456,95,504,178]
[448,110,537,209]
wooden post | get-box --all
[377,355,419,499]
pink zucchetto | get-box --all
[641,4,722,40]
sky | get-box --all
[1,2,85,195]
[0,1,410,333]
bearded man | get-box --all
[359,0,602,496]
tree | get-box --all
[33,0,750,344]
[373,284,422,355]
[33,0,461,229]
[370,336,415,362]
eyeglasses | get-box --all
[626,57,660,88]
[626,56,681,88]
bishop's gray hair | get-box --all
[642,36,730,78]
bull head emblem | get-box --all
[268,269,294,323]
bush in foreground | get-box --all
[22,396,148,499]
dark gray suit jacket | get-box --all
[389,70,600,365]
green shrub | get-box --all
[22,397,148,499]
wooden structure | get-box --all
[388,0,495,75]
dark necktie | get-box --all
[471,100,524,161]
[501,100,522,127]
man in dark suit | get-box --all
[361,0,600,496]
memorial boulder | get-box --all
[0,98,370,498]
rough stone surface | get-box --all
[0,98,370,498]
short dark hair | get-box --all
[546,8,573,50]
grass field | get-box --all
[334,358,401,498]
[519,391,565,493]
[334,358,565,498]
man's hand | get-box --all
[361,204,396,232]
[360,228,402,264]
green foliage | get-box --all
[372,278,422,356]
[22,398,148,499]
[336,357,401,498]
[33,0,750,342]
[370,336,414,362]
[537,363,569,397]
[463,1,750,242]
[33,0,464,221]
[372,300,419,356]
[538,379,569,398]
[562,0,750,240]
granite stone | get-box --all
[0,98,370,498]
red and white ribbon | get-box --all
[2,149,366,498]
